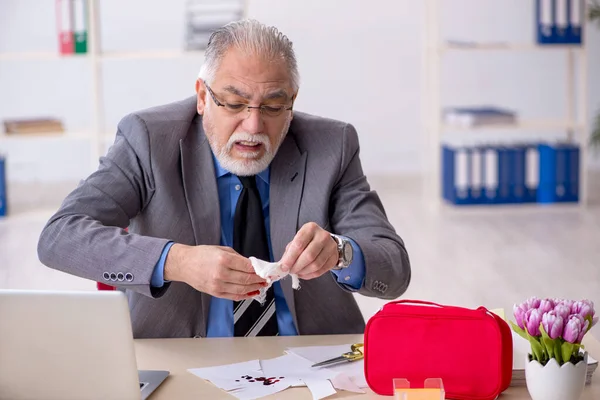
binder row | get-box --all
[185,0,246,51]
[0,156,6,217]
[56,0,88,55]
[536,0,583,45]
[442,143,579,205]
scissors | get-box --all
[311,343,364,368]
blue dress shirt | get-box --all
[151,155,366,337]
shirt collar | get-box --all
[211,152,270,185]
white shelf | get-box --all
[0,0,249,183]
[0,50,205,61]
[0,132,91,144]
[99,50,205,60]
[0,52,89,61]
[441,120,584,132]
[423,0,590,209]
[440,42,585,52]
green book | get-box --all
[73,0,87,54]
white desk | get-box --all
[134,334,600,399]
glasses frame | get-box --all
[203,80,294,118]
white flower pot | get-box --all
[525,352,588,400]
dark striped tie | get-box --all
[232,175,278,337]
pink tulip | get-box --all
[583,300,600,327]
[513,303,528,329]
[539,299,554,314]
[554,304,571,320]
[563,314,584,343]
[559,299,575,310]
[582,299,595,308]
[542,311,564,339]
[577,319,590,343]
[524,308,543,337]
[572,300,593,318]
[526,297,541,310]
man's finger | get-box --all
[290,239,325,275]
[225,253,255,273]
[313,244,336,272]
[216,292,256,302]
[220,282,266,295]
[224,269,267,285]
[281,225,315,271]
[298,251,338,280]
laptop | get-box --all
[0,289,169,400]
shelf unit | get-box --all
[0,0,247,179]
[0,50,207,62]
[423,0,590,208]
[441,120,585,132]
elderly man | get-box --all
[37,19,411,339]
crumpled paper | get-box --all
[249,257,300,304]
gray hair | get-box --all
[198,19,300,91]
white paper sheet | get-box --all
[188,359,293,400]
[285,344,368,388]
[260,354,340,399]
[227,380,292,400]
[330,373,365,394]
[261,353,336,380]
[304,378,337,400]
[188,345,369,400]
[286,344,352,363]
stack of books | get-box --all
[184,0,245,51]
[3,118,64,135]
[443,106,517,128]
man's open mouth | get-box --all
[235,141,263,150]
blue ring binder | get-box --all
[441,142,579,206]
[536,0,583,45]
[0,156,6,216]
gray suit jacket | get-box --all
[37,96,411,338]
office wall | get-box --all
[0,0,599,182]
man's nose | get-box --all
[240,108,264,134]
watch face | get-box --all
[343,242,353,262]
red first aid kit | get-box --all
[364,300,513,400]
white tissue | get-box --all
[249,257,300,304]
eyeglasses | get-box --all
[204,81,294,118]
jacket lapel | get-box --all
[180,117,220,337]
[270,132,307,332]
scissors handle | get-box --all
[342,343,364,361]
[311,343,365,368]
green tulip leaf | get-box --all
[540,325,555,359]
[562,342,575,364]
[542,343,552,361]
[526,331,545,362]
[555,340,563,364]
[510,321,528,340]
[573,344,583,361]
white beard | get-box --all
[204,112,291,176]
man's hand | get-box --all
[164,244,267,301]
[280,222,339,280]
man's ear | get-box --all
[195,79,207,115]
